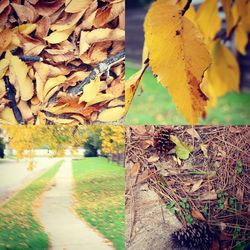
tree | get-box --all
[126,0,250,124]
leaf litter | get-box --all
[126,125,250,249]
[0,0,125,125]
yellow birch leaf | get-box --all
[0,107,18,124]
[0,58,9,78]
[0,79,6,98]
[6,51,34,101]
[13,23,37,35]
[207,42,239,98]
[98,107,124,122]
[196,0,221,41]
[221,0,234,37]
[43,75,67,98]
[65,0,92,13]
[144,0,211,124]
[79,78,101,103]
[125,66,147,113]
[44,26,75,44]
[86,93,114,106]
[235,21,248,55]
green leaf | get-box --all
[236,161,244,175]
[170,135,193,160]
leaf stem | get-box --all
[181,0,192,16]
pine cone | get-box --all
[154,128,175,155]
[171,223,214,250]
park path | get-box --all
[39,158,114,250]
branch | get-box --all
[48,50,125,104]
[3,76,24,124]
[180,0,192,16]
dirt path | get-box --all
[39,158,114,250]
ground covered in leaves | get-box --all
[126,126,250,250]
[0,0,125,125]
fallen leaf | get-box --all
[170,135,193,160]
[44,26,75,44]
[190,179,203,193]
[147,154,160,163]
[200,190,217,201]
[191,209,206,221]
[65,0,92,13]
[79,78,101,103]
[97,107,124,122]
[200,144,208,158]
[131,162,140,177]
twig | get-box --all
[48,50,125,104]
[180,0,192,16]
[19,55,43,62]
[3,76,24,124]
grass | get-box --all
[125,65,250,125]
[72,157,125,250]
[0,160,62,250]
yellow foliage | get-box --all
[100,126,124,154]
[196,0,221,41]
[79,78,102,103]
[221,0,234,37]
[144,0,211,124]
[44,26,75,44]
[203,42,240,107]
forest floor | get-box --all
[125,126,250,250]
[126,66,250,125]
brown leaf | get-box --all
[236,187,244,203]
[130,162,140,177]
[191,209,206,221]
[140,139,154,150]
[190,179,203,193]
[0,0,9,14]
[0,28,12,53]
[200,190,217,201]
[147,154,160,163]
[35,16,50,38]
[11,3,37,23]
[34,0,65,16]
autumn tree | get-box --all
[126,0,250,124]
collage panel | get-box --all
[126,0,250,125]
[0,125,125,249]
[0,0,125,125]
[126,125,250,250]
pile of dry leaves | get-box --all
[0,0,125,125]
[126,125,250,249]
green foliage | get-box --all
[236,161,244,175]
[72,157,124,250]
[0,160,62,250]
[84,129,101,157]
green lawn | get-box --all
[126,66,250,125]
[0,160,62,250]
[72,157,125,250]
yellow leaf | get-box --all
[44,26,75,44]
[0,59,9,78]
[144,0,211,124]
[125,66,147,113]
[79,78,101,103]
[221,0,234,37]
[235,21,248,55]
[43,75,67,98]
[0,107,18,124]
[196,0,221,41]
[65,0,92,13]
[98,107,124,122]
[207,42,240,98]
[14,23,37,35]
[86,93,114,106]
[6,51,34,101]
[0,79,6,98]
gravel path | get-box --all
[39,158,114,250]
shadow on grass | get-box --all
[126,65,250,125]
